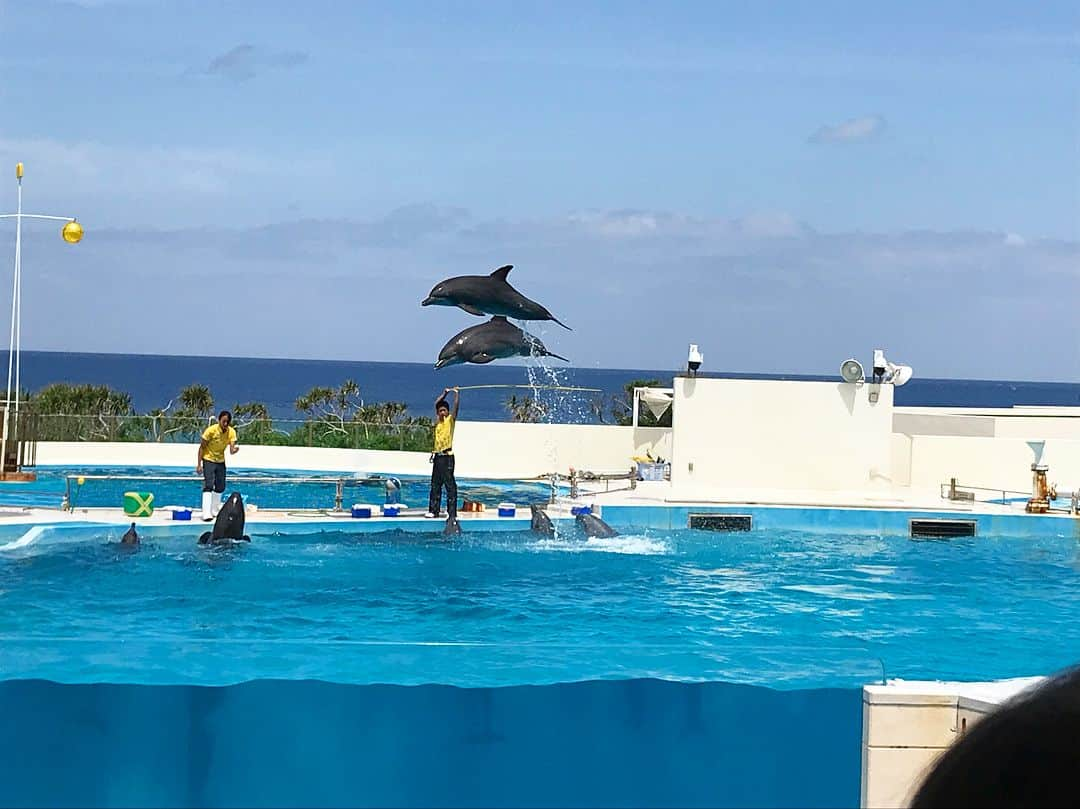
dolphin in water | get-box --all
[198,492,251,545]
[120,523,140,546]
[530,505,555,537]
[435,316,569,370]
[576,512,618,538]
[422,265,571,330]
[443,515,463,536]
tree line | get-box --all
[19,376,673,447]
[23,380,434,451]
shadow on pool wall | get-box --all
[0,678,860,808]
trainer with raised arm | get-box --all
[426,388,459,519]
[197,410,239,521]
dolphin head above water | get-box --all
[530,505,554,537]
[120,522,140,546]
[198,492,250,545]
[576,512,618,538]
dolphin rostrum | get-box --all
[198,492,251,545]
[422,265,571,330]
[434,316,569,370]
[120,523,140,546]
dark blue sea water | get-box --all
[9,351,1080,423]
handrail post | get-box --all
[61,475,70,511]
[334,479,344,512]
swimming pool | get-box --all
[2,520,1076,688]
[3,472,1077,807]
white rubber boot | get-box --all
[201,491,214,521]
[212,494,222,518]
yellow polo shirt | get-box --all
[201,424,237,463]
[433,416,454,454]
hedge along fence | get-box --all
[27,414,434,453]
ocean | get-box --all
[8,351,1080,423]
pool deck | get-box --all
[0,476,1074,540]
[575,480,1078,537]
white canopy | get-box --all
[632,387,674,426]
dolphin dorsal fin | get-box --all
[490,265,513,281]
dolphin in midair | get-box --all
[422,265,572,330]
[198,492,251,545]
[434,316,569,370]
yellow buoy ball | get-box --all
[62,220,84,244]
[76,476,85,486]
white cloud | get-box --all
[5,205,1072,379]
[808,115,887,144]
[1004,232,1026,247]
[0,137,335,225]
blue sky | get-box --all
[0,0,1077,379]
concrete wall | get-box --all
[33,422,673,481]
[907,436,1080,493]
[669,377,895,494]
[861,678,1042,808]
[894,409,1080,440]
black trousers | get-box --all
[202,460,226,493]
[428,454,457,517]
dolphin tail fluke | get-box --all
[198,531,211,545]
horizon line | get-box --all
[4,348,1078,389]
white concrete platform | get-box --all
[861,676,1043,808]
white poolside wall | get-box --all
[30,378,1080,498]
[34,422,673,480]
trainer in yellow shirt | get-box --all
[427,387,459,519]
[197,410,239,521]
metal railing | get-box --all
[60,471,563,513]
[546,467,639,501]
[28,413,434,452]
[61,473,391,513]
[941,478,1080,515]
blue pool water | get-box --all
[3,468,1078,807]
[2,509,1077,688]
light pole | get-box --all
[0,163,83,477]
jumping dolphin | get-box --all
[198,492,251,545]
[530,505,555,537]
[435,316,569,370]
[422,265,572,330]
[120,523,140,546]
[576,512,618,538]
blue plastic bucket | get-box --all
[172,508,192,521]
[351,505,372,518]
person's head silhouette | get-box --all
[912,666,1080,808]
